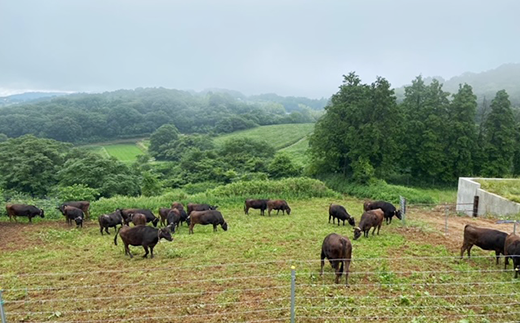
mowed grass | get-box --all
[1,197,519,322]
[82,140,147,163]
[213,123,315,150]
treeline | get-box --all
[309,73,520,184]
[0,88,324,143]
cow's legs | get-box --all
[142,246,149,258]
[125,243,133,258]
[150,246,155,259]
[105,227,110,234]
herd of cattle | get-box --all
[4,199,520,283]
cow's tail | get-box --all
[114,226,121,246]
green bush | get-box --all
[56,184,100,202]
[206,177,340,200]
[321,175,436,204]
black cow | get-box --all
[114,225,173,259]
[188,210,228,234]
[98,209,124,235]
[504,233,520,278]
[321,233,353,285]
[62,205,84,228]
[158,207,171,227]
[353,209,384,240]
[59,201,90,219]
[364,201,402,224]
[120,209,159,227]
[267,200,291,216]
[244,199,269,216]
[6,204,44,223]
[187,203,218,215]
[328,204,355,226]
[460,224,508,265]
[171,202,188,226]
[166,208,182,232]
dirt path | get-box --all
[404,206,517,252]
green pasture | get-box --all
[477,178,520,203]
[82,140,147,163]
[213,123,314,150]
[0,184,518,321]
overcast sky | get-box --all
[1,0,519,98]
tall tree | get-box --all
[443,83,478,182]
[480,90,516,177]
[148,124,180,160]
[401,77,450,183]
[309,73,400,183]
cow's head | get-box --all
[39,209,45,218]
[348,217,355,226]
[210,205,218,210]
[57,205,65,215]
[167,224,176,234]
[395,210,402,220]
[74,216,83,227]
[286,206,291,215]
[221,221,228,231]
[363,201,371,212]
[159,227,173,241]
[353,227,362,240]
[152,217,159,227]
[186,216,191,225]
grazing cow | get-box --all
[329,204,355,226]
[187,203,218,215]
[504,233,520,278]
[353,209,384,240]
[364,201,402,225]
[130,213,147,226]
[114,225,173,259]
[171,202,188,226]
[98,209,124,235]
[460,224,508,265]
[62,205,85,228]
[158,207,171,227]
[120,209,159,227]
[244,199,269,216]
[267,200,291,216]
[6,204,44,223]
[59,201,90,219]
[320,233,352,285]
[166,208,182,232]
[188,210,228,234]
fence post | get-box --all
[515,222,517,234]
[400,196,406,226]
[290,266,295,323]
[444,203,449,235]
[0,289,7,323]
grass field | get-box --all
[82,139,147,163]
[213,123,314,150]
[476,178,520,203]
[1,195,519,322]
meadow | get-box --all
[82,139,147,163]
[1,186,519,322]
[213,123,314,150]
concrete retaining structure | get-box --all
[456,177,520,217]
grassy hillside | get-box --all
[0,190,517,322]
[82,139,147,163]
[476,178,520,203]
[213,123,314,150]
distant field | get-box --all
[82,140,146,163]
[279,137,309,166]
[213,123,314,150]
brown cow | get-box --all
[130,213,147,226]
[114,226,173,259]
[244,199,269,216]
[504,233,520,278]
[158,207,171,227]
[188,210,228,234]
[6,204,44,223]
[321,233,352,285]
[460,224,508,264]
[353,209,384,240]
[267,200,291,216]
[60,201,90,219]
[187,203,218,215]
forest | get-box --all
[0,71,519,203]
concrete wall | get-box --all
[456,177,520,217]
